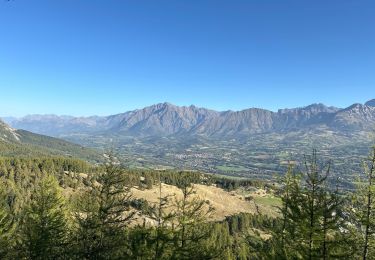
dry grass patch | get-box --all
[131,183,274,221]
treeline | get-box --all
[0,156,261,191]
[0,146,375,259]
[133,170,265,191]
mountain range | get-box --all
[2,99,375,183]
[4,99,375,139]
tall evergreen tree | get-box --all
[151,173,175,259]
[318,181,353,259]
[74,155,134,259]
[272,163,302,259]
[303,151,330,259]
[352,146,375,260]
[276,151,348,259]
[276,163,306,259]
[171,181,216,259]
[18,174,70,259]
[0,180,15,258]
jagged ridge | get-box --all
[3,99,375,138]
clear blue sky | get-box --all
[0,0,374,117]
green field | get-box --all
[216,165,249,172]
[254,196,282,207]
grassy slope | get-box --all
[0,129,102,162]
[131,183,279,221]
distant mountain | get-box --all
[330,103,375,131]
[112,103,220,136]
[2,100,375,181]
[5,114,110,137]
[365,99,375,107]
[4,100,374,138]
[0,119,102,161]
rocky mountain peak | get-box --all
[3,101,375,138]
[365,99,375,107]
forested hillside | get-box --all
[0,145,375,259]
[0,119,102,162]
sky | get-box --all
[0,0,374,117]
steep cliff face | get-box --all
[329,104,375,131]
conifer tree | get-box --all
[203,222,233,260]
[277,151,347,259]
[171,181,215,259]
[74,154,134,259]
[0,181,15,258]
[276,163,305,259]
[125,223,155,259]
[317,181,353,259]
[352,146,375,260]
[272,163,302,259]
[303,151,331,259]
[18,174,70,259]
[151,172,175,259]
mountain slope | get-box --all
[4,100,374,138]
[365,99,375,107]
[0,120,21,142]
[329,104,375,131]
[2,100,375,182]
[0,119,102,161]
[113,103,220,136]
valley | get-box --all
[3,100,375,187]
[2,1,375,258]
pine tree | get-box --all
[303,151,331,259]
[0,180,15,258]
[125,223,155,259]
[276,163,305,259]
[18,174,70,259]
[272,163,302,259]
[277,151,347,259]
[74,155,134,259]
[151,172,175,259]
[352,146,375,259]
[170,181,216,259]
[318,182,352,259]
[203,222,233,260]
